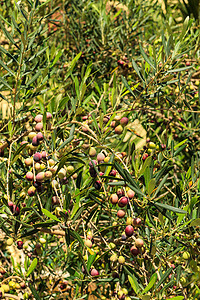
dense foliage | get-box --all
[0,0,200,299]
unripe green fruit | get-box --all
[180,277,187,285]
[23,292,29,299]
[58,168,66,179]
[55,207,62,217]
[48,159,55,167]
[6,238,13,246]
[118,256,125,264]
[51,179,59,188]
[126,217,133,225]
[135,238,144,248]
[121,288,128,295]
[28,132,37,139]
[104,156,110,163]
[39,238,46,244]
[109,242,116,249]
[45,171,52,179]
[66,165,74,174]
[148,142,156,149]
[40,163,46,170]
[115,125,123,135]
[25,157,33,166]
[35,163,41,171]
[89,147,97,157]
[1,284,9,292]
[182,251,190,260]
[110,253,118,262]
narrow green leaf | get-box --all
[132,58,145,82]
[154,174,169,197]
[155,267,173,289]
[190,218,200,226]
[142,273,157,294]
[26,258,38,277]
[87,253,97,271]
[0,19,17,46]
[29,284,41,300]
[57,124,75,151]
[148,178,156,195]
[70,229,84,247]
[166,297,184,300]
[0,59,15,76]
[0,76,12,90]
[26,71,41,86]
[154,202,187,214]
[139,156,152,176]
[42,208,60,222]
[128,274,140,295]
[139,44,156,70]
[121,76,135,97]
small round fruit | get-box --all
[45,171,52,179]
[35,122,43,132]
[26,171,34,181]
[135,238,144,248]
[17,240,23,249]
[120,117,128,126]
[118,196,128,207]
[182,251,190,260]
[97,152,105,162]
[39,238,46,244]
[115,125,123,134]
[130,246,139,256]
[34,114,43,123]
[33,152,42,162]
[35,163,41,171]
[36,172,45,182]
[118,256,125,264]
[28,132,37,139]
[46,112,52,119]
[6,238,13,246]
[32,136,39,146]
[90,269,99,276]
[148,142,156,149]
[48,159,55,167]
[125,225,134,237]
[110,253,118,262]
[1,284,9,292]
[89,147,97,157]
[25,157,33,166]
[126,217,133,225]
[117,209,126,218]
[66,165,74,174]
[85,239,93,248]
[41,151,47,159]
[110,194,118,205]
[36,132,44,141]
[133,217,142,227]
[58,168,66,179]
[28,186,36,196]
[127,189,135,199]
